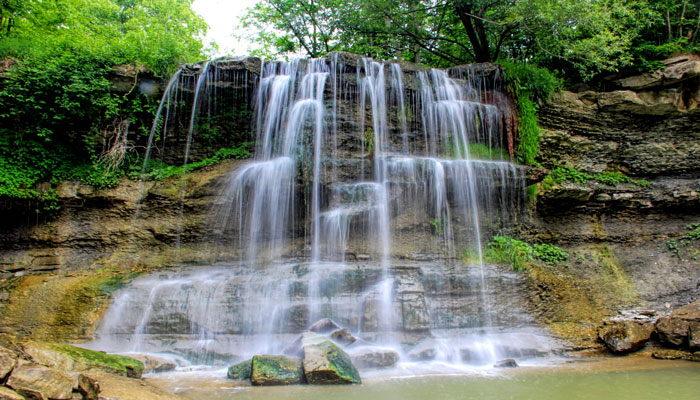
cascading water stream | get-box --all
[86,54,557,372]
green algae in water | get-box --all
[160,360,700,400]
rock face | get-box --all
[250,355,304,386]
[6,360,75,400]
[598,320,654,353]
[302,334,361,384]
[656,300,700,349]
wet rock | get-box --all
[656,300,700,349]
[6,360,74,400]
[309,318,342,333]
[494,358,518,368]
[23,342,144,378]
[330,329,358,346]
[125,354,176,373]
[302,333,361,384]
[689,322,700,351]
[78,371,184,400]
[0,387,25,400]
[407,340,437,361]
[598,320,654,353]
[251,355,303,386]
[350,347,399,369]
[0,346,17,379]
[651,349,692,360]
[227,359,252,380]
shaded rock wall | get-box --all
[524,56,700,330]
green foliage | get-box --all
[666,223,700,261]
[544,166,651,189]
[460,248,481,264]
[363,128,374,155]
[533,243,569,265]
[429,218,443,236]
[136,144,252,181]
[485,235,534,272]
[500,62,561,166]
[550,166,593,185]
[484,235,568,271]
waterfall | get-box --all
[86,54,550,369]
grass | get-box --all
[482,235,569,272]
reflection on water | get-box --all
[147,357,700,400]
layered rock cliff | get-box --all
[0,54,698,348]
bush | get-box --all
[500,62,562,165]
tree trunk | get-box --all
[455,4,491,62]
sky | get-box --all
[192,0,259,57]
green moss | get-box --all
[317,340,361,384]
[251,355,303,385]
[46,343,144,377]
[227,359,252,380]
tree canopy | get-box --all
[241,0,700,81]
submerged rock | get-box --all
[6,360,74,400]
[651,349,690,360]
[407,340,436,361]
[251,355,304,386]
[227,359,252,380]
[598,320,654,353]
[494,358,518,368]
[302,333,361,384]
[350,347,399,369]
[126,354,177,373]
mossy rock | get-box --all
[226,359,252,380]
[302,334,361,384]
[24,342,144,378]
[250,355,303,386]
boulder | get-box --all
[6,360,75,400]
[656,317,689,347]
[309,318,341,334]
[0,387,24,400]
[302,333,361,384]
[494,359,518,368]
[0,346,17,380]
[23,342,144,378]
[227,359,252,380]
[598,320,654,353]
[250,355,303,386]
[655,300,700,349]
[78,371,186,400]
[350,347,399,369]
[124,354,176,373]
[330,329,358,346]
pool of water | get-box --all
[147,356,700,400]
